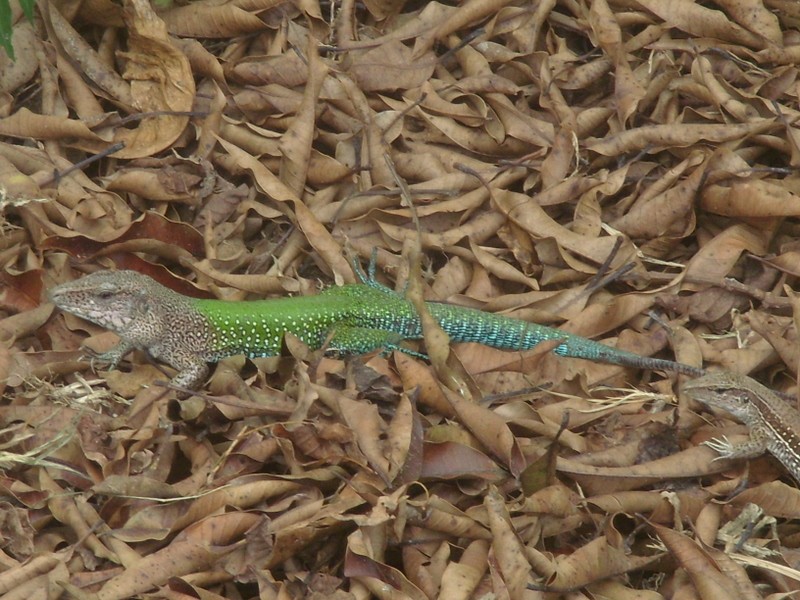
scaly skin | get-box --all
[49,269,704,390]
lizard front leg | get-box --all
[149,340,210,391]
[85,340,137,372]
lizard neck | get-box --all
[121,286,201,350]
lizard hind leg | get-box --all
[326,325,427,359]
[351,250,405,296]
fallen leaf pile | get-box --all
[3,0,800,597]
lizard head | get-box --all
[682,374,759,422]
[49,270,171,334]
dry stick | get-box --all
[583,236,625,294]
[454,162,493,192]
[721,277,788,310]
[45,142,125,186]
[381,92,427,144]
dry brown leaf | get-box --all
[345,537,428,600]
[544,535,661,592]
[746,304,797,358]
[45,1,133,105]
[652,524,750,600]
[110,0,195,158]
[704,0,783,46]
[349,40,436,92]
[228,53,309,86]
[412,0,516,57]
[685,224,769,285]
[441,386,525,476]
[612,153,705,238]
[484,487,532,598]
[556,445,730,496]
[637,0,767,48]
[0,22,39,94]
[703,178,800,216]
[0,108,105,142]
[588,121,774,156]
[215,136,300,202]
[10,0,800,596]
[160,0,267,37]
[279,39,328,196]
[97,514,259,600]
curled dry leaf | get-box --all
[349,40,436,92]
[0,22,39,94]
[9,0,800,596]
[652,524,752,600]
[160,0,268,38]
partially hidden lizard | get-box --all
[49,265,704,391]
[683,372,800,481]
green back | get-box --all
[192,284,406,359]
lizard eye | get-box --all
[97,290,114,299]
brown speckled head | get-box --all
[49,270,213,390]
[50,270,179,335]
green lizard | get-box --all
[48,263,704,390]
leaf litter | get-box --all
[3,0,800,597]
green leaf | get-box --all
[0,0,14,61]
[19,0,34,20]
[0,0,35,61]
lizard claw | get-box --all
[81,346,124,372]
[704,435,735,460]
